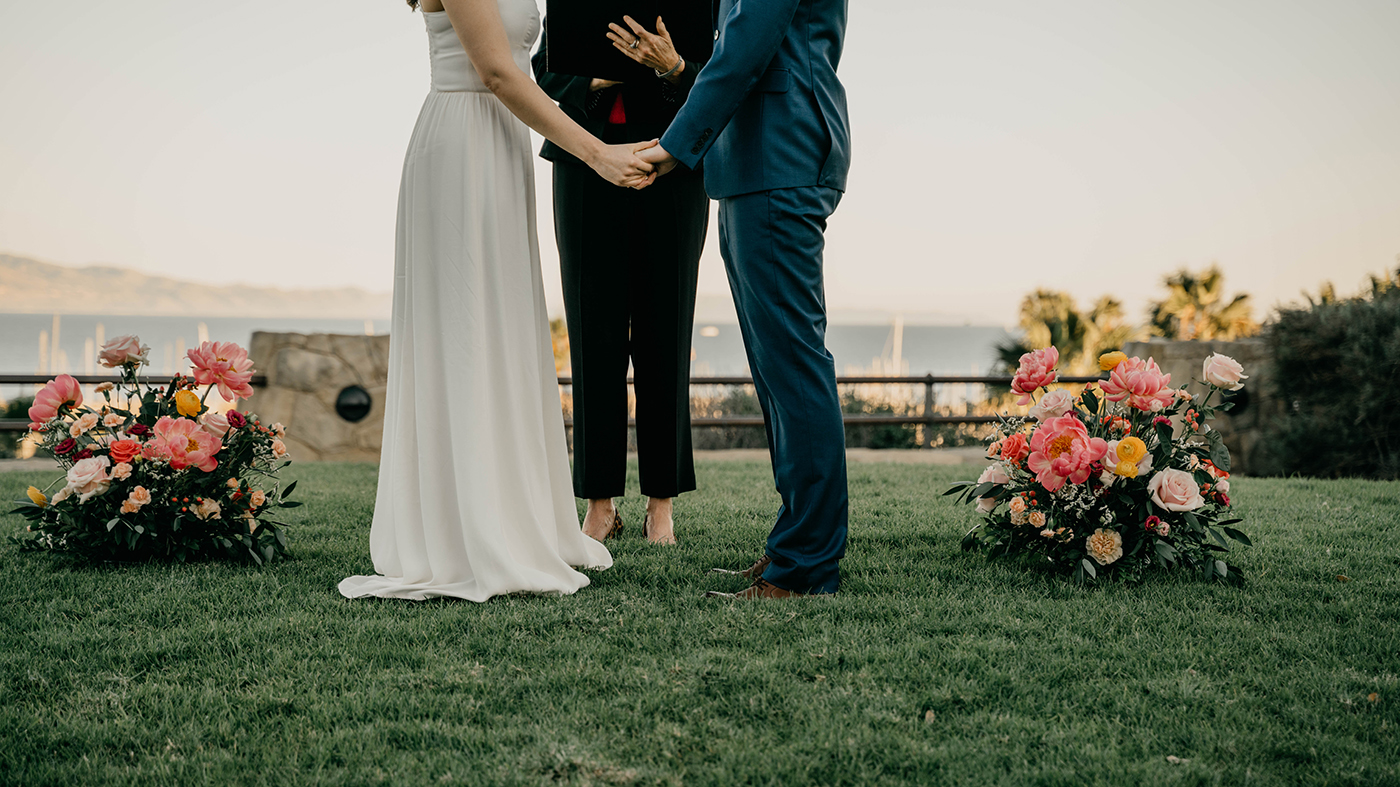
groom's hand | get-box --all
[636,141,678,177]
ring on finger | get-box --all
[630,37,640,49]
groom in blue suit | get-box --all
[636,0,851,597]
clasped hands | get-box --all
[592,15,681,190]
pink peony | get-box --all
[150,416,222,472]
[1147,468,1205,512]
[27,374,83,430]
[1026,415,1109,492]
[975,464,1012,513]
[1011,347,1059,405]
[1029,389,1076,421]
[186,341,256,402]
[1101,356,1175,412]
[98,335,150,368]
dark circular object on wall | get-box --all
[335,385,373,423]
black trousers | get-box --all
[553,158,708,499]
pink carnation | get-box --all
[1026,415,1109,492]
[27,374,83,430]
[1011,347,1059,405]
[186,341,256,402]
[1100,356,1175,413]
[150,416,222,472]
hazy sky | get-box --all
[2,0,1397,325]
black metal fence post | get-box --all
[922,374,935,449]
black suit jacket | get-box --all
[532,24,706,168]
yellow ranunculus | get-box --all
[1117,436,1147,464]
[26,486,47,507]
[174,389,202,417]
[1115,460,1140,478]
[1099,351,1129,371]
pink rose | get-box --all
[975,463,1012,513]
[186,341,256,402]
[1202,353,1247,391]
[1101,357,1175,413]
[250,489,267,508]
[27,374,83,430]
[150,416,222,472]
[201,411,230,438]
[69,412,99,437]
[1026,415,1109,492]
[65,456,112,503]
[271,439,288,458]
[111,462,133,481]
[1011,347,1059,405]
[1147,468,1205,512]
[1029,389,1076,421]
[98,335,150,368]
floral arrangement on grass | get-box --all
[8,336,299,564]
[948,347,1252,583]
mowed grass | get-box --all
[1,459,1397,787]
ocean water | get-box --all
[0,313,1013,400]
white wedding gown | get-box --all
[339,3,612,602]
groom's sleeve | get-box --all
[660,0,803,170]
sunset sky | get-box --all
[1,0,1397,325]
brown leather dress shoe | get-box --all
[706,577,809,600]
[710,554,771,579]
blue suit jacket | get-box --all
[660,0,850,200]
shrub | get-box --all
[0,397,33,459]
[1262,278,1400,479]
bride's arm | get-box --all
[442,0,655,188]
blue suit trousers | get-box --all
[719,186,849,594]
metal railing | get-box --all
[3,372,1105,448]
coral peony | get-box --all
[1147,468,1204,512]
[1101,357,1175,412]
[1086,528,1124,565]
[98,335,150,368]
[1011,347,1059,405]
[27,374,83,430]
[186,341,256,402]
[150,416,222,472]
[1026,415,1109,492]
[1202,353,1247,391]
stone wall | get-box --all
[243,332,390,462]
[1122,339,1279,476]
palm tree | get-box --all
[996,290,1143,375]
[1148,265,1259,341]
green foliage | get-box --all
[0,462,1396,785]
[0,397,32,459]
[1262,269,1400,479]
[996,290,1141,376]
[1148,264,1259,341]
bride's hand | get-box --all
[590,139,658,189]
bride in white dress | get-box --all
[339,0,657,601]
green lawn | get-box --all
[1,460,1397,786]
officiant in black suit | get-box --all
[533,15,709,546]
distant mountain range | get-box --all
[0,253,391,318]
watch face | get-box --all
[545,0,713,82]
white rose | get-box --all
[66,460,112,503]
[1202,353,1247,391]
[975,463,1011,513]
[1147,468,1205,512]
[1216,478,1230,495]
[1029,389,1076,421]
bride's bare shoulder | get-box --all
[416,0,446,13]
